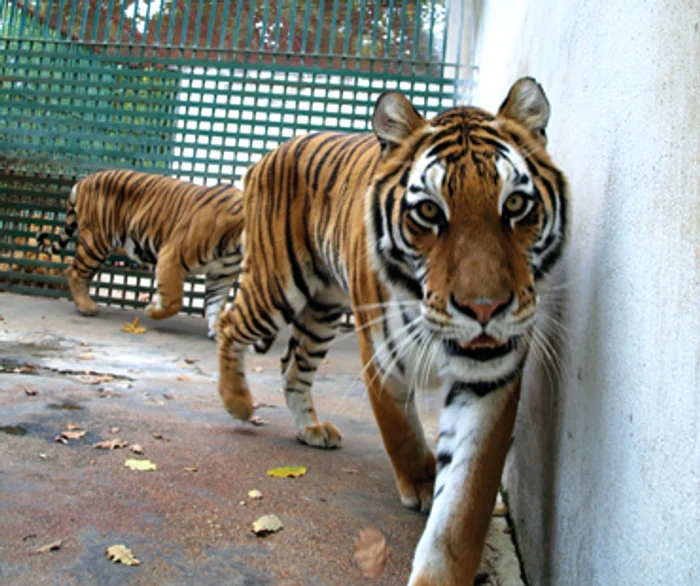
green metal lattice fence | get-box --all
[0,0,472,316]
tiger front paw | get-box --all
[219,384,254,421]
[396,452,436,514]
[296,422,342,449]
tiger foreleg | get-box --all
[283,307,342,449]
[146,247,185,321]
[216,277,282,422]
[357,329,436,513]
[407,379,521,586]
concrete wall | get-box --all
[471,1,700,584]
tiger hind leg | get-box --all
[203,269,238,339]
[281,304,343,449]
[66,228,111,316]
[146,246,186,321]
[216,276,286,421]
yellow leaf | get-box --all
[125,458,157,471]
[252,514,283,536]
[105,544,140,566]
[121,317,146,334]
[266,466,307,478]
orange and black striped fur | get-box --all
[37,170,244,338]
[217,78,569,584]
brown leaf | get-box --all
[77,374,114,385]
[78,353,93,360]
[129,444,144,455]
[36,540,62,553]
[105,544,140,566]
[152,432,165,440]
[24,387,39,396]
[354,527,388,580]
[183,466,198,473]
[93,438,128,450]
[176,375,191,382]
[66,423,81,431]
[184,358,198,364]
[249,415,266,426]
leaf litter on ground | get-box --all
[353,527,389,580]
[36,540,62,554]
[266,466,307,478]
[93,438,128,450]
[252,514,283,536]
[121,317,146,334]
[105,544,140,566]
[125,458,157,471]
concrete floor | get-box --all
[0,292,524,586]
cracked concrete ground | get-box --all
[0,292,524,586]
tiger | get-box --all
[216,77,569,585]
[37,170,245,338]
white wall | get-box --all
[472,1,700,584]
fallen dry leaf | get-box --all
[129,444,144,455]
[78,353,93,360]
[36,540,62,553]
[162,390,176,400]
[176,375,191,382]
[252,514,283,536]
[183,466,198,473]
[492,501,509,517]
[252,366,264,373]
[121,317,146,335]
[184,358,198,364]
[125,458,157,471]
[354,527,388,580]
[248,489,263,500]
[266,466,307,478]
[39,453,47,459]
[93,438,128,450]
[66,423,81,430]
[60,430,86,440]
[24,386,39,396]
[249,415,266,426]
[105,544,140,566]
[152,432,165,440]
[77,374,114,385]
[110,427,120,434]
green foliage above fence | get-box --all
[0,0,472,318]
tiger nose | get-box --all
[451,294,513,324]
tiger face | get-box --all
[368,78,568,389]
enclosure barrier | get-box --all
[0,0,471,316]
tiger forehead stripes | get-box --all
[217,77,569,585]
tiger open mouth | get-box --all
[444,334,517,361]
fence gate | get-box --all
[0,0,471,316]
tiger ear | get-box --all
[497,77,551,143]
[372,92,426,156]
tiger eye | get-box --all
[418,201,440,220]
[504,193,526,214]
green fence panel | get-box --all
[0,0,472,317]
